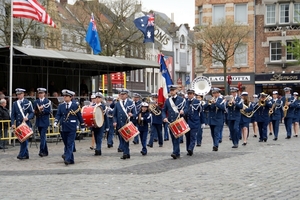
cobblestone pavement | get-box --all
[1,124,300,200]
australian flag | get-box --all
[85,14,102,55]
[134,13,155,43]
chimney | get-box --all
[184,23,190,31]
[171,13,174,22]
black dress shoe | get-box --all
[212,146,218,151]
[94,150,102,156]
[187,150,193,156]
[180,140,184,143]
[253,135,257,138]
[120,154,130,159]
[263,139,267,142]
[140,151,147,156]
[196,144,201,147]
[232,145,238,148]
[117,148,123,152]
[293,135,298,137]
[164,139,169,141]
[269,132,273,135]
[159,145,163,147]
[154,139,158,142]
[132,141,139,144]
[259,140,263,142]
[0,146,7,149]
[107,144,113,148]
[17,156,29,160]
[64,161,74,165]
[62,154,65,160]
[90,146,95,150]
[39,153,48,157]
[219,140,222,143]
[147,144,153,148]
[242,143,247,146]
[285,136,291,139]
[171,154,177,159]
[273,138,278,141]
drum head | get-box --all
[94,106,104,127]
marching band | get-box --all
[7,78,300,165]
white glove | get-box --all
[201,124,205,129]
[53,122,58,128]
[80,128,85,132]
[106,128,109,132]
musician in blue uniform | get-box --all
[132,93,141,145]
[137,102,152,155]
[33,88,51,157]
[281,87,296,139]
[256,92,272,142]
[196,94,205,147]
[92,92,109,156]
[203,88,225,151]
[184,89,205,156]
[54,89,85,165]
[89,94,96,150]
[225,87,243,148]
[162,85,185,159]
[269,91,283,141]
[251,94,259,138]
[292,92,300,137]
[11,88,34,160]
[148,93,163,147]
[239,92,254,145]
[106,96,115,148]
[113,89,137,159]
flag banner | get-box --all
[134,13,155,43]
[85,14,102,55]
[13,0,56,28]
[158,54,173,107]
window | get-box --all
[130,71,134,81]
[212,44,223,66]
[270,42,282,61]
[176,49,179,63]
[234,44,247,65]
[294,3,300,22]
[235,4,247,24]
[135,70,139,82]
[286,41,296,60]
[140,70,143,82]
[213,5,225,24]
[280,4,290,24]
[187,51,190,65]
[199,6,203,25]
[266,5,276,25]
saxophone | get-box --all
[268,100,276,116]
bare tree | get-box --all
[194,19,251,94]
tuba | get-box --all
[191,76,212,96]
[145,97,161,115]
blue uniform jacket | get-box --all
[33,98,51,127]
[54,101,84,132]
[184,98,205,129]
[281,96,296,118]
[256,100,272,122]
[226,96,243,121]
[240,102,254,123]
[270,99,283,121]
[113,99,137,129]
[137,111,151,131]
[162,96,185,123]
[203,97,225,126]
[293,100,300,121]
[11,99,34,127]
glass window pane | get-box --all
[235,4,247,24]
[213,5,225,24]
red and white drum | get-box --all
[118,121,140,142]
[14,123,33,143]
[82,106,104,127]
[169,117,190,138]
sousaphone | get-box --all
[191,76,212,96]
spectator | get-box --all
[48,81,57,96]
[0,99,10,149]
[80,79,88,95]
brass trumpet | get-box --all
[149,102,161,115]
[208,98,215,105]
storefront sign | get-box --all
[270,74,299,81]
[209,76,251,82]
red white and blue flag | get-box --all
[85,14,102,55]
[158,54,173,107]
[12,0,56,28]
[133,13,155,43]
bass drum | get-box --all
[82,106,104,127]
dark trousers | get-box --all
[271,119,280,138]
[139,130,148,154]
[170,128,180,156]
[149,124,163,146]
[228,120,240,145]
[257,121,268,140]
[209,125,221,148]
[61,131,76,164]
[185,128,197,152]
[94,126,104,151]
[284,117,293,137]
[38,127,48,155]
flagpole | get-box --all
[9,0,13,113]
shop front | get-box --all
[255,73,300,96]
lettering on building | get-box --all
[270,74,298,81]
[209,76,251,82]
[154,29,170,45]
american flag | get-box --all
[13,0,56,28]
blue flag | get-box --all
[85,14,102,54]
[134,13,155,43]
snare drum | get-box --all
[14,123,33,143]
[118,121,140,142]
[82,106,104,127]
[169,117,190,138]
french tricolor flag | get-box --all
[157,54,173,107]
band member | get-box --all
[54,89,85,165]
[11,88,34,160]
[251,94,258,137]
[226,87,243,148]
[292,92,300,137]
[132,93,141,145]
[177,91,185,143]
[33,88,51,157]
[256,92,272,142]
[113,89,136,159]
[195,94,205,147]
[90,94,96,150]
[137,102,152,155]
[148,93,163,147]
[239,92,254,145]
[92,92,109,156]
[184,89,205,156]
[203,88,224,151]
[218,94,225,143]
[281,87,296,139]
[106,96,115,148]
[269,91,283,141]
[162,85,185,159]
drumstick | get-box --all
[23,113,29,123]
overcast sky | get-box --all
[141,0,195,28]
